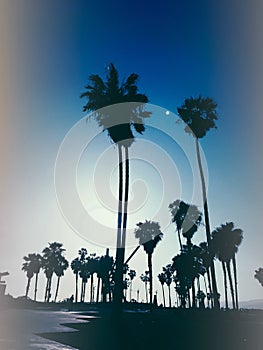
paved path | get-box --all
[0,309,90,349]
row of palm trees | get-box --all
[22,214,242,309]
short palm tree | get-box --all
[22,254,35,298]
[158,272,167,307]
[81,63,150,310]
[22,253,43,301]
[128,269,136,301]
[135,220,163,304]
[177,96,219,308]
[211,222,243,309]
[140,271,150,303]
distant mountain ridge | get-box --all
[238,299,263,309]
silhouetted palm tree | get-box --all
[169,200,202,248]
[22,254,35,298]
[71,257,81,303]
[135,220,163,304]
[128,269,136,301]
[54,255,69,302]
[158,272,167,307]
[177,96,219,308]
[87,253,98,303]
[163,264,173,307]
[22,253,43,301]
[81,63,150,310]
[211,222,243,309]
[255,268,263,286]
[140,271,150,303]
[42,242,66,302]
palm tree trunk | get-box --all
[195,137,219,309]
[206,268,213,308]
[130,280,133,301]
[25,277,31,298]
[222,261,228,309]
[226,261,235,309]
[47,277,52,303]
[34,273,39,301]
[168,285,172,307]
[54,276,61,302]
[121,146,129,250]
[148,253,153,304]
[161,284,166,307]
[192,279,196,308]
[203,275,208,307]
[44,278,49,302]
[75,274,78,303]
[90,274,94,303]
[177,228,182,251]
[113,144,124,312]
[83,282,87,302]
[96,277,101,303]
[232,255,239,310]
[144,282,148,303]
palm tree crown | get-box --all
[81,63,150,147]
[177,96,218,139]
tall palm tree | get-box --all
[211,222,243,309]
[54,255,69,302]
[169,200,202,247]
[128,269,136,301]
[71,257,81,303]
[135,220,163,304]
[158,272,167,307]
[177,96,219,308]
[42,242,66,302]
[255,268,263,286]
[81,63,150,310]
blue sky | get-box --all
[1,0,263,303]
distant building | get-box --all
[0,272,9,296]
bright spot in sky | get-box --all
[165,110,170,115]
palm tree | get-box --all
[158,272,166,307]
[87,253,98,303]
[134,220,163,304]
[177,96,219,308]
[140,271,150,303]
[211,222,243,309]
[71,257,81,303]
[22,254,35,298]
[42,242,66,302]
[22,253,43,301]
[54,255,69,302]
[163,264,173,307]
[255,268,263,286]
[169,200,202,247]
[128,269,136,301]
[81,63,150,310]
